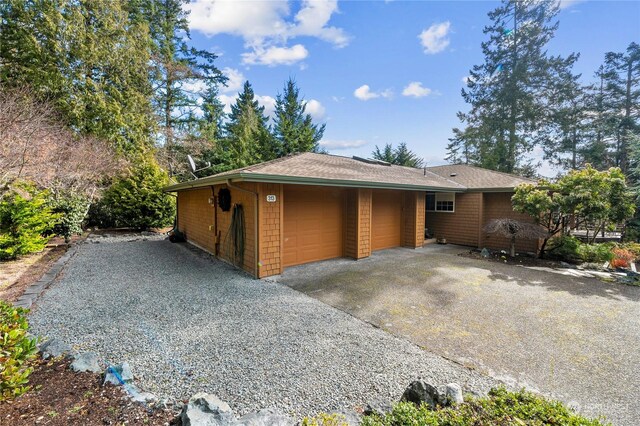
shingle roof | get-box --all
[426,164,535,190]
[165,152,531,192]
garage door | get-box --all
[283,186,344,267]
[371,190,402,251]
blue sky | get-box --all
[185,0,640,174]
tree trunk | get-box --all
[510,235,516,257]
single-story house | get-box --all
[164,152,537,278]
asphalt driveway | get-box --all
[28,236,498,419]
[280,244,640,425]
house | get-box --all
[164,152,537,278]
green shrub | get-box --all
[92,161,175,230]
[301,413,349,426]
[548,235,581,261]
[361,387,607,426]
[577,243,615,264]
[49,192,90,243]
[0,185,58,260]
[0,301,38,401]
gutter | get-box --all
[164,172,466,193]
[225,179,259,279]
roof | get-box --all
[164,152,531,192]
[425,164,535,190]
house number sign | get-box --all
[266,195,277,202]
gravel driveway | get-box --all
[281,244,640,426]
[28,237,498,418]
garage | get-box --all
[371,190,402,251]
[283,185,344,267]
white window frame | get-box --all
[426,192,455,213]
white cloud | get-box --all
[319,139,368,150]
[304,99,326,120]
[353,84,393,101]
[256,95,277,118]
[221,67,245,93]
[218,94,236,114]
[402,81,432,98]
[558,0,584,9]
[242,44,309,66]
[186,0,349,67]
[418,21,451,54]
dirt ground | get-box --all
[0,234,85,303]
[280,244,640,426]
[0,357,176,426]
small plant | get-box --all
[548,235,582,261]
[49,192,90,243]
[301,413,349,426]
[577,243,615,264]
[611,248,635,268]
[0,301,38,401]
[0,184,59,260]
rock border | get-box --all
[14,244,80,309]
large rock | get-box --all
[363,398,393,417]
[104,362,134,385]
[332,409,362,425]
[71,352,101,373]
[40,338,72,359]
[237,408,293,426]
[180,393,235,426]
[400,380,441,409]
[445,383,464,405]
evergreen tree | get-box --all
[272,78,325,156]
[447,0,578,174]
[541,68,588,170]
[222,81,271,170]
[372,143,424,167]
[601,42,640,174]
[0,0,155,154]
[581,66,617,169]
[372,143,396,163]
[142,0,225,173]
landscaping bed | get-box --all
[0,357,176,426]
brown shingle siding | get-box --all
[425,192,481,247]
[481,192,539,253]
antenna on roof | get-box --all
[187,154,212,179]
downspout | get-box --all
[226,179,259,278]
[211,186,219,256]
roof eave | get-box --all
[164,172,466,192]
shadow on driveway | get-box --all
[279,244,640,426]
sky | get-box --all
[185,0,640,175]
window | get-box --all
[426,192,455,212]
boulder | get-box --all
[332,410,361,426]
[40,338,72,359]
[400,380,440,409]
[180,393,235,426]
[445,383,464,405]
[237,408,293,426]
[363,398,393,417]
[104,362,134,385]
[71,352,101,373]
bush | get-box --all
[611,248,635,268]
[548,235,581,262]
[91,161,175,230]
[0,185,58,260]
[577,243,615,264]
[0,301,38,401]
[49,192,90,243]
[617,242,640,261]
[360,387,607,426]
[301,413,349,426]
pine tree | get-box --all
[372,144,396,163]
[541,68,588,170]
[0,0,155,154]
[222,81,271,170]
[602,42,640,174]
[581,66,616,169]
[142,0,225,173]
[447,0,578,174]
[372,143,424,167]
[272,78,325,156]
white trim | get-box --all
[426,192,455,213]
